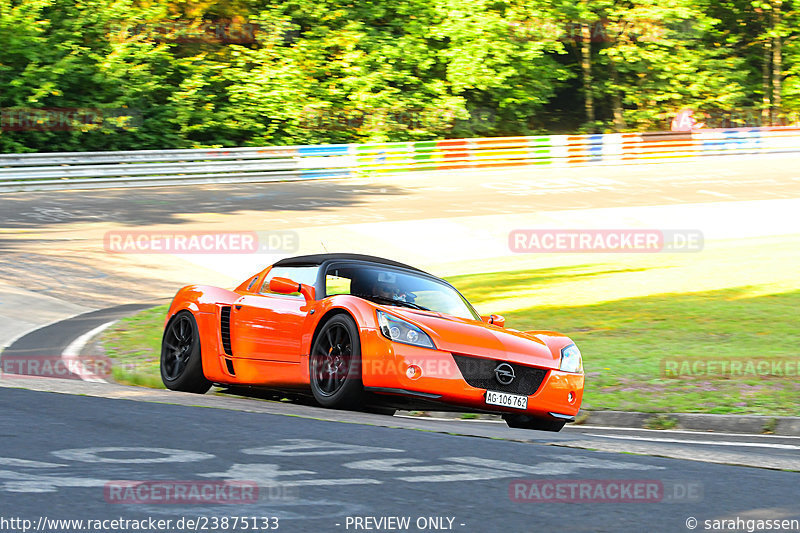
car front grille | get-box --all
[451,353,548,396]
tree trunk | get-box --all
[580,22,595,128]
[762,39,771,126]
[771,0,783,124]
[607,53,626,131]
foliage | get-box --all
[1,0,798,151]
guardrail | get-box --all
[1,126,798,190]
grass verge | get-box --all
[99,305,167,389]
[99,237,800,414]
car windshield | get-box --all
[324,263,479,320]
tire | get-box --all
[161,310,212,393]
[503,413,567,432]
[309,314,363,408]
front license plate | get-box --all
[485,390,528,410]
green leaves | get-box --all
[0,0,798,152]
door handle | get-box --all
[234,305,242,310]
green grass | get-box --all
[644,415,679,430]
[99,304,168,389]
[99,237,800,415]
[451,273,800,416]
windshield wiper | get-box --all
[355,294,431,311]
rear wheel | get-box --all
[503,413,567,432]
[309,314,363,408]
[161,311,212,393]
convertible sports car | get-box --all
[161,253,584,431]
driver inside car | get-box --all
[372,279,407,302]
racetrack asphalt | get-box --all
[0,304,154,378]
[0,384,798,533]
[2,153,800,310]
[1,154,800,532]
[4,153,800,231]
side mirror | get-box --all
[269,277,315,303]
[481,314,505,328]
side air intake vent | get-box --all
[220,306,233,356]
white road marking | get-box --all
[242,439,403,456]
[0,470,109,493]
[344,455,664,483]
[61,320,115,383]
[343,458,513,482]
[396,418,800,439]
[52,447,214,463]
[0,458,65,468]
[568,424,800,439]
[0,440,666,496]
[584,433,800,450]
[201,463,382,487]
[447,456,664,473]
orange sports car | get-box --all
[161,253,584,431]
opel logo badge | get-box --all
[494,363,515,385]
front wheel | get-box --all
[161,310,212,394]
[309,314,363,408]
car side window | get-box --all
[260,266,318,296]
[326,273,352,296]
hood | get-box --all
[386,308,560,369]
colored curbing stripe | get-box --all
[297,144,351,156]
[314,128,795,177]
[298,168,353,178]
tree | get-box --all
[596,0,748,130]
[0,0,796,152]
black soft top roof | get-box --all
[273,253,427,274]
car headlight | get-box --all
[560,344,583,373]
[376,310,435,349]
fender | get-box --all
[526,330,577,359]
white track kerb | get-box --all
[61,320,115,383]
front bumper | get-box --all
[359,328,584,418]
